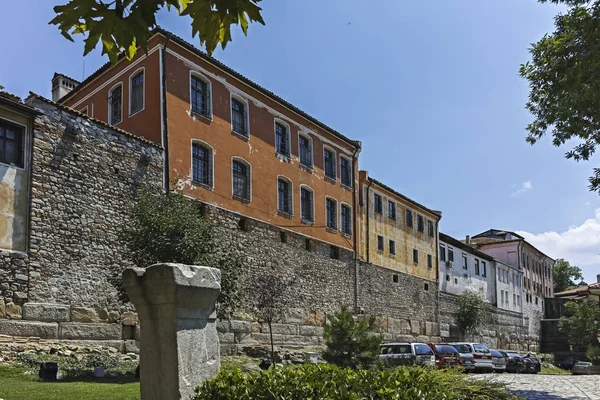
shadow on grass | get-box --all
[44,375,139,384]
[509,390,578,400]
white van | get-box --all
[379,343,436,367]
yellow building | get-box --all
[358,170,441,282]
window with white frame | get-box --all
[340,156,351,187]
[341,204,352,235]
[109,84,122,125]
[482,261,487,277]
[130,70,144,115]
[275,121,290,157]
[277,177,292,215]
[298,134,312,168]
[192,141,213,187]
[231,97,248,137]
[300,186,314,222]
[326,197,338,230]
[0,118,25,168]
[324,148,336,179]
[232,159,250,200]
[462,254,468,270]
[190,74,211,117]
[448,247,454,262]
[474,259,480,275]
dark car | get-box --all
[521,354,540,374]
[558,357,580,370]
[500,351,525,373]
[427,343,461,369]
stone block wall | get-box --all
[0,98,162,347]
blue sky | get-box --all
[1,0,598,283]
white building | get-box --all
[439,233,496,304]
[496,260,524,313]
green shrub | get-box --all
[322,306,382,369]
[194,364,518,400]
[586,345,600,366]
[14,353,137,377]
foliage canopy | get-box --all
[50,0,265,61]
[558,298,600,349]
[456,292,491,336]
[553,259,584,293]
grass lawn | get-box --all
[540,362,569,375]
[0,365,140,400]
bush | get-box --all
[194,364,518,400]
[14,353,137,377]
[322,306,382,369]
[586,345,600,366]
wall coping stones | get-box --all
[0,320,58,339]
[59,322,122,340]
[22,303,70,322]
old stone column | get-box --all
[123,263,221,400]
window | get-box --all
[340,156,351,187]
[192,142,213,187]
[501,291,505,305]
[324,148,336,179]
[406,209,413,227]
[513,294,516,308]
[440,245,446,262]
[326,198,338,230]
[417,215,424,232]
[448,247,454,262]
[374,193,383,213]
[389,240,396,256]
[424,283,429,291]
[190,75,211,117]
[388,201,396,220]
[446,274,450,281]
[299,134,313,168]
[413,249,419,264]
[474,259,480,275]
[341,204,352,236]
[275,121,290,157]
[393,274,399,283]
[130,70,144,115]
[277,177,292,215]
[330,245,339,259]
[0,119,25,168]
[280,231,287,243]
[300,186,314,222]
[231,97,248,136]
[462,254,468,270]
[482,261,487,277]
[232,159,250,200]
[305,239,312,252]
[427,254,433,269]
[427,220,434,236]
[109,84,122,125]
[377,235,384,252]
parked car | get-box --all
[572,361,594,375]
[558,357,580,370]
[498,351,526,373]
[449,343,493,372]
[521,354,540,374]
[490,350,506,372]
[380,343,436,367]
[427,343,461,369]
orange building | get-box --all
[57,28,362,252]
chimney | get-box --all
[597,274,600,284]
[465,235,471,245]
[51,73,79,102]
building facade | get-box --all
[358,171,441,282]
[495,260,524,313]
[58,28,361,253]
[438,233,496,304]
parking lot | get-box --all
[482,373,599,400]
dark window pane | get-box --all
[299,135,312,167]
[232,98,247,136]
[341,205,352,235]
[389,240,396,255]
[340,157,351,186]
[374,194,382,213]
[275,123,289,156]
[192,143,212,186]
[191,77,210,117]
[326,198,337,229]
[131,71,144,114]
[388,201,396,219]
[301,188,314,222]
[0,120,24,168]
[406,210,413,227]
[110,85,122,124]
[440,246,446,261]
[232,160,250,200]
[324,149,336,179]
[413,249,418,263]
[377,235,384,251]
[428,220,434,236]
[417,215,424,232]
[278,179,291,214]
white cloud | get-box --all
[511,180,533,197]
[516,209,600,283]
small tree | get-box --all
[586,345,600,366]
[456,292,491,337]
[559,298,600,351]
[553,259,584,293]
[322,307,382,369]
[116,187,242,319]
[250,273,293,366]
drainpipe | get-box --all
[365,178,373,264]
[351,147,359,312]
[161,37,171,192]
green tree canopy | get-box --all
[520,0,600,192]
[558,298,600,349]
[456,292,491,336]
[553,259,584,293]
[50,0,265,62]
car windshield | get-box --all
[381,345,411,355]
[473,344,489,353]
[435,345,458,355]
[414,344,433,355]
[452,344,472,353]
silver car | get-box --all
[490,350,506,372]
[449,342,493,372]
[572,361,593,375]
[380,343,436,367]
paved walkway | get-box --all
[482,374,599,400]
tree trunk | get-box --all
[269,321,275,368]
